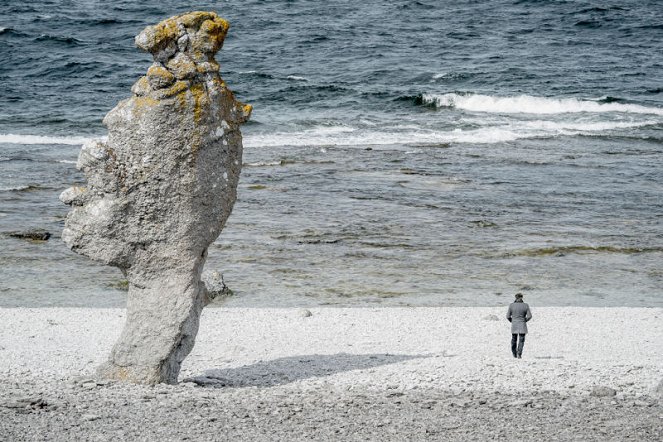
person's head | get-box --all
[515,293,524,301]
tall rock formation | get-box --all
[60,11,251,384]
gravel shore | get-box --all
[1,307,662,440]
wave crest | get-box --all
[421,93,663,115]
[243,119,655,148]
[0,133,100,145]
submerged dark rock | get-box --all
[8,229,51,241]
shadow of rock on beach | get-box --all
[185,353,425,388]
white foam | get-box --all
[244,161,283,167]
[521,119,657,132]
[0,185,31,192]
[0,133,101,146]
[422,93,663,116]
[243,119,655,148]
[286,75,308,81]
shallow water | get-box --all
[1,1,662,307]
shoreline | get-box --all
[1,307,662,440]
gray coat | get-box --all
[506,301,532,334]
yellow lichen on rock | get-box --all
[130,11,248,142]
[135,11,227,59]
[132,96,160,116]
[166,53,197,80]
[196,61,220,74]
[131,76,151,97]
[136,18,179,54]
[176,11,218,30]
[62,11,251,385]
[153,80,189,100]
[190,17,229,60]
[147,65,176,89]
[189,82,208,124]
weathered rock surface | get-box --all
[60,11,251,384]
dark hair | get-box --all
[515,293,524,298]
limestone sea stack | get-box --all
[60,11,251,384]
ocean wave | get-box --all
[431,72,472,81]
[244,119,657,148]
[420,93,663,116]
[574,20,602,28]
[503,245,663,258]
[0,133,100,145]
[243,127,516,148]
[238,70,274,79]
[2,117,652,153]
[521,120,658,132]
[576,6,627,14]
[34,34,83,45]
[237,71,310,83]
[0,184,44,192]
[0,27,28,38]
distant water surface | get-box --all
[1,0,662,307]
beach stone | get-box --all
[201,270,233,302]
[590,386,617,397]
[482,314,499,321]
[82,414,101,421]
[60,11,251,385]
[655,378,663,398]
[299,308,313,318]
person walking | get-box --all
[506,293,532,358]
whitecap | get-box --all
[422,93,663,116]
[244,161,283,167]
[286,75,308,81]
[243,119,656,148]
[0,133,104,145]
[0,185,33,192]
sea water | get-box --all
[1,0,662,307]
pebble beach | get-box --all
[3,1,663,440]
[1,307,662,440]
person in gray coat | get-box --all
[506,293,532,358]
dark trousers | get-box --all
[511,333,526,357]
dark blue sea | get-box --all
[1,0,662,307]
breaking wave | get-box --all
[420,93,663,115]
[0,133,101,145]
[243,119,655,148]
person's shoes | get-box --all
[517,354,522,359]
[512,353,517,358]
